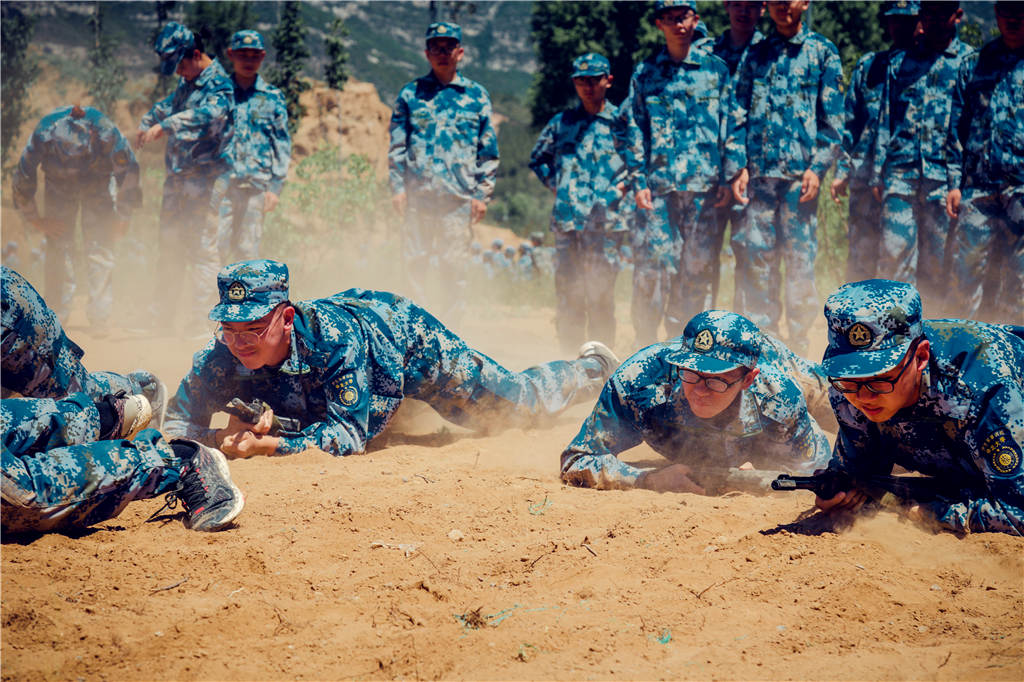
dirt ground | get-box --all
[2,284,1023,682]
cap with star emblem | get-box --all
[229,30,265,51]
[425,21,462,44]
[666,310,762,374]
[821,279,924,379]
[572,53,610,78]
[883,0,920,16]
[654,0,697,16]
[209,259,290,322]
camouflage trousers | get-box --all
[553,227,623,355]
[1,266,165,416]
[880,177,950,312]
[394,296,608,433]
[712,198,745,308]
[947,187,1024,324]
[846,182,884,282]
[1,393,180,534]
[731,177,819,352]
[154,168,223,332]
[631,191,714,347]
[213,175,266,264]
[40,181,117,325]
[403,192,472,327]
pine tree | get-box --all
[88,2,127,115]
[267,1,310,134]
[324,17,350,90]
[1,4,40,168]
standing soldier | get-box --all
[530,53,628,355]
[728,0,844,354]
[945,0,1024,323]
[136,22,233,336]
[12,104,141,330]
[707,0,765,306]
[621,0,734,347]
[830,1,921,283]
[872,1,973,313]
[388,22,499,325]
[215,30,291,263]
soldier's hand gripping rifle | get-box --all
[770,470,974,506]
[223,398,302,436]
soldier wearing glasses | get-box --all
[815,279,1024,535]
[560,310,832,493]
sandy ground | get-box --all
[3,285,1023,682]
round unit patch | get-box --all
[227,282,247,302]
[693,329,714,352]
[992,445,1021,475]
[847,322,873,348]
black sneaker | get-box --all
[169,440,244,532]
[578,341,621,381]
[97,392,153,440]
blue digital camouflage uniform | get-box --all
[873,37,974,309]
[561,310,832,490]
[530,55,628,353]
[164,260,608,456]
[12,105,141,324]
[141,22,234,330]
[1,393,182,533]
[708,29,763,304]
[620,44,734,346]
[838,49,892,281]
[946,36,1024,323]
[726,25,844,351]
[388,24,499,324]
[821,280,1024,535]
[529,233,556,276]
[214,30,291,263]
[1,266,166,418]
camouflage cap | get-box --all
[491,238,503,249]
[425,21,462,44]
[154,22,196,76]
[209,259,290,322]
[654,0,697,17]
[572,53,610,78]
[666,310,762,374]
[821,279,924,379]
[883,0,921,16]
[229,30,266,51]
[529,231,545,244]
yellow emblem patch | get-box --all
[982,428,1021,475]
[847,322,873,348]
[332,374,360,407]
[437,25,447,34]
[227,282,247,302]
[243,35,254,44]
[694,329,714,352]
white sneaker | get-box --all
[578,341,620,380]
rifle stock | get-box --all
[223,398,302,436]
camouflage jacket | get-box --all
[229,74,291,194]
[836,49,892,184]
[140,58,234,176]
[560,337,832,490]
[725,26,844,181]
[12,106,141,221]
[388,71,499,201]
[829,320,1024,535]
[529,101,629,232]
[946,37,1024,192]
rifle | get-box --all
[223,398,302,436]
[771,470,975,505]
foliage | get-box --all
[805,1,888,80]
[488,93,553,237]
[958,18,999,49]
[87,2,126,116]
[148,1,177,104]
[185,1,255,67]
[323,17,350,90]
[267,1,311,134]
[1,3,40,168]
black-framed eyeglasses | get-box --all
[658,10,696,25]
[679,368,746,394]
[829,338,922,395]
[215,307,282,348]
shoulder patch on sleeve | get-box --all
[981,427,1021,475]
[331,373,360,407]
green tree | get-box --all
[1,4,40,168]
[88,2,126,115]
[267,0,310,134]
[185,1,254,66]
[324,17,350,90]
[806,1,888,80]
